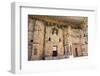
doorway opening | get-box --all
[75,48,78,57]
[52,46,58,57]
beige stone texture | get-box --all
[28,16,88,60]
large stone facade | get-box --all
[28,15,88,61]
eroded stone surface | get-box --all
[28,16,88,61]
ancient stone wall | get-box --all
[28,16,88,60]
[45,25,64,59]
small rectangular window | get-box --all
[52,46,57,51]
